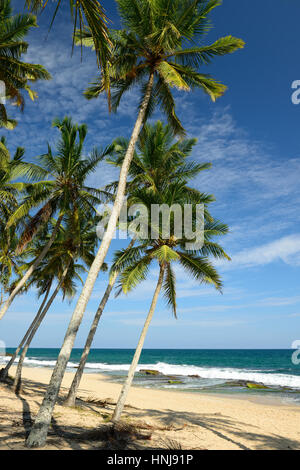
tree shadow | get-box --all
[17,395,33,439]
[1,379,300,450]
[128,407,300,450]
[50,417,85,450]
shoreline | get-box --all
[3,358,300,407]
[98,368,300,407]
[1,366,300,450]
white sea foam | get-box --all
[1,356,299,389]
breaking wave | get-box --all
[1,356,299,389]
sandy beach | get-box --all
[0,366,299,450]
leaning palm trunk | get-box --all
[0,215,63,321]
[26,73,154,448]
[64,239,136,407]
[112,264,165,423]
[13,264,70,394]
[0,282,52,381]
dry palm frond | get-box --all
[75,421,152,449]
[16,202,53,254]
[84,396,115,406]
[158,437,183,450]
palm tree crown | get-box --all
[25,0,110,72]
[113,183,229,316]
[0,117,111,320]
[108,120,212,195]
[8,116,111,251]
[80,0,244,134]
[27,213,106,300]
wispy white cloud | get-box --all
[119,317,248,328]
[257,295,300,307]
[222,234,300,268]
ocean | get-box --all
[2,348,300,402]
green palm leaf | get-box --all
[178,251,222,291]
[163,263,177,318]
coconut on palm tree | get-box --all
[0,117,111,320]
[0,0,51,128]
[25,3,243,448]
[110,183,230,422]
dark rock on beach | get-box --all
[223,380,270,389]
[139,369,162,376]
[246,382,269,389]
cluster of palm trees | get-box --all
[0,0,244,448]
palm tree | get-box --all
[64,121,211,407]
[25,3,243,448]
[0,117,111,320]
[3,212,107,387]
[111,185,230,422]
[0,0,51,128]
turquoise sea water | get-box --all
[2,348,300,402]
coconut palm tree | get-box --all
[2,212,107,387]
[25,1,243,448]
[0,117,111,321]
[111,184,230,422]
[0,0,51,128]
[64,121,211,407]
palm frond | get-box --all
[163,263,177,318]
[178,251,222,291]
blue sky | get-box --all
[1,0,300,349]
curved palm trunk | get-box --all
[0,276,4,308]
[0,215,63,321]
[26,72,154,449]
[112,264,165,423]
[0,282,52,381]
[64,239,136,407]
[13,265,69,394]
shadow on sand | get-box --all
[0,378,299,450]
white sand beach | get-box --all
[0,366,299,450]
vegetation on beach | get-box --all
[0,0,244,448]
